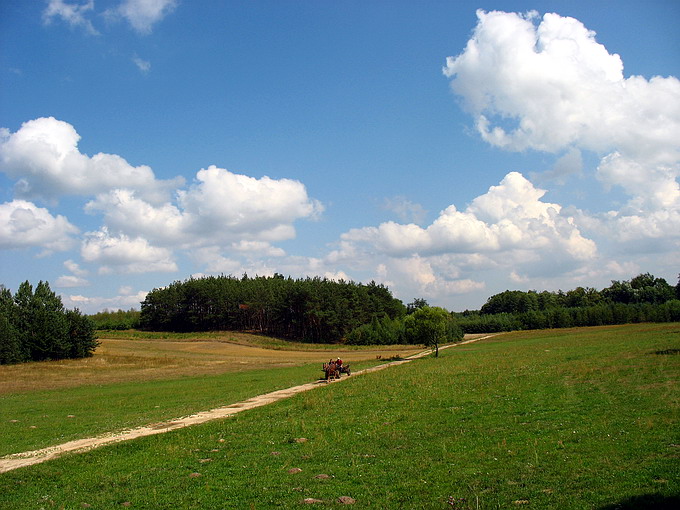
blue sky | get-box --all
[1,0,679,314]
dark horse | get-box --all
[323,362,340,381]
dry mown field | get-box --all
[0,331,423,394]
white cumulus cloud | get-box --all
[370,255,486,305]
[341,172,596,265]
[64,259,88,277]
[178,165,323,240]
[85,165,322,250]
[55,259,90,287]
[0,117,183,204]
[1,117,323,276]
[443,10,680,247]
[0,200,78,253]
[325,172,597,305]
[63,290,149,314]
[81,227,177,274]
[85,189,185,244]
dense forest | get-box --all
[118,272,680,341]
[0,281,98,365]
[139,274,406,343]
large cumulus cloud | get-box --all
[178,166,323,241]
[333,172,596,280]
[81,227,177,274]
[1,117,323,276]
[443,10,680,246]
[85,165,323,249]
[0,117,183,204]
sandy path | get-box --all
[0,335,493,474]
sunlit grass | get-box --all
[0,332,422,394]
[98,329,419,351]
[1,324,677,509]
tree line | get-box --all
[139,274,406,343]
[455,273,680,333]
[3,271,677,365]
[103,278,464,351]
[117,271,680,341]
[0,281,98,365]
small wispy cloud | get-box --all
[132,55,151,73]
[42,0,99,36]
[107,0,178,35]
[55,275,89,288]
[531,148,584,185]
[382,196,427,225]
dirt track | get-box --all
[0,336,493,474]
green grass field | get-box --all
[0,364,322,457]
[1,323,678,509]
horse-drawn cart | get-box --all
[322,361,351,381]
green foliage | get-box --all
[347,306,463,349]
[563,286,603,307]
[466,273,679,334]
[345,315,406,345]
[481,273,674,317]
[600,273,675,305]
[406,297,429,314]
[29,281,70,361]
[0,287,24,364]
[0,281,99,365]
[404,306,447,346]
[481,290,540,315]
[454,312,521,333]
[89,308,141,330]
[459,300,680,333]
[139,274,406,342]
[66,309,98,358]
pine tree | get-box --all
[0,287,24,364]
[66,309,99,358]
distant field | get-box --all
[0,331,421,457]
[0,330,421,394]
[1,324,678,509]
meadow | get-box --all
[0,324,678,509]
[0,331,418,457]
